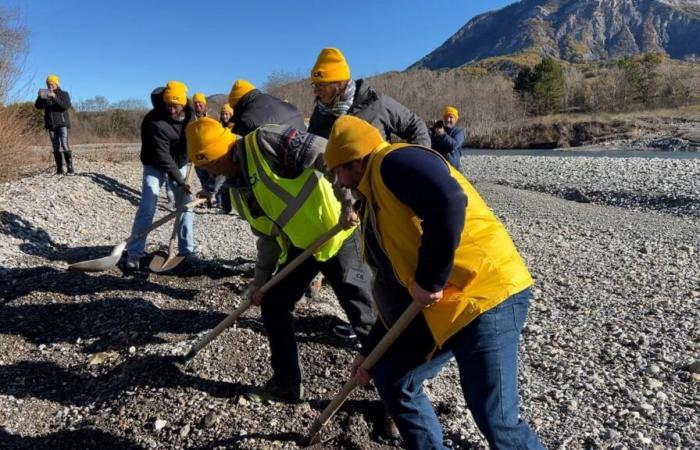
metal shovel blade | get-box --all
[68,241,127,272]
[149,253,185,273]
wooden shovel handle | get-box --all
[305,301,424,441]
[182,222,346,361]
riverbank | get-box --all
[1,154,698,449]
[466,108,700,152]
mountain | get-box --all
[411,0,700,69]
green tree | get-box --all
[514,57,564,115]
[616,53,660,109]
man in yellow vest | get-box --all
[186,117,375,403]
[324,115,544,450]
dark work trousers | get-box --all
[260,228,376,389]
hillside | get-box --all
[412,0,700,70]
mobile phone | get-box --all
[39,89,50,99]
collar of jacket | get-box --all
[356,141,391,201]
[233,89,261,118]
[350,79,379,112]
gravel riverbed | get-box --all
[0,152,698,449]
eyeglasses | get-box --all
[311,82,334,91]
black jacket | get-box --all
[308,79,430,146]
[34,88,72,130]
[232,89,306,136]
[139,87,194,185]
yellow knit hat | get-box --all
[311,48,351,83]
[443,106,459,121]
[221,103,233,115]
[325,115,385,170]
[46,74,60,86]
[163,80,188,106]
[228,79,256,108]
[186,117,237,166]
[192,92,207,105]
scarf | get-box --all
[316,79,356,117]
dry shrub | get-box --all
[0,106,44,182]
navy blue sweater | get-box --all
[361,146,467,356]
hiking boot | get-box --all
[179,252,205,266]
[244,379,303,404]
[333,323,357,340]
[125,256,140,272]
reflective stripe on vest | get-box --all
[229,187,289,265]
[240,130,353,262]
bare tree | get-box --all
[0,6,27,105]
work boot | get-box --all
[125,256,140,272]
[244,378,304,404]
[53,152,64,175]
[333,323,357,340]
[63,151,75,175]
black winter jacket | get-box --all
[308,79,430,146]
[232,89,306,136]
[139,87,194,185]
[34,88,72,130]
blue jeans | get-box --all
[49,127,70,152]
[373,289,544,450]
[127,164,194,258]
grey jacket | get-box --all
[229,125,353,285]
[308,79,431,147]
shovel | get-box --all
[302,301,424,446]
[68,198,207,272]
[150,164,197,273]
[178,223,345,367]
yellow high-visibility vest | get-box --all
[358,143,533,347]
[229,130,354,264]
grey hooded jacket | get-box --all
[308,79,430,147]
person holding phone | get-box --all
[430,106,465,170]
[35,74,74,175]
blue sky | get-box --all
[7,0,514,105]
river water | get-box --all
[462,148,700,159]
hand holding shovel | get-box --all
[302,301,424,446]
[150,164,197,273]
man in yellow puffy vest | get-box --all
[186,117,375,403]
[324,115,544,450]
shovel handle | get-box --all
[305,301,423,442]
[128,197,207,244]
[261,223,345,294]
[165,164,197,249]
[182,222,346,363]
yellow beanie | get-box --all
[163,80,188,106]
[221,103,233,115]
[187,117,237,166]
[228,79,256,107]
[311,48,351,83]
[325,115,385,170]
[443,106,459,121]
[46,74,60,86]
[192,92,207,105]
